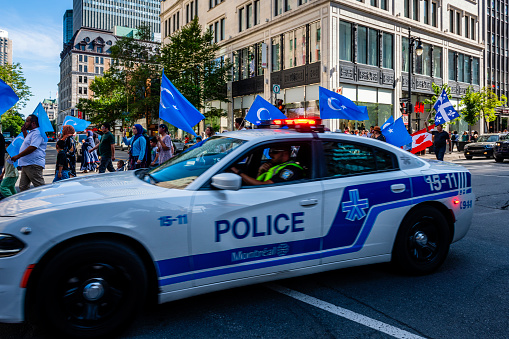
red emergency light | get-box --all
[273,118,320,125]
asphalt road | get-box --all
[1,154,508,339]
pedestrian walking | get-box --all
[80,131,98,173]
[123,124,147,170]
[150,137,159,166]
[11,114,47,191]
[433,124,449,161]
[89,122,116,173]
[0,129,5,175]
[157,124,173,165]
[451,130,459,151]
[0,142,18,198]
[60,125,77,177]
[53,140,70,182]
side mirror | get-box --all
[211,173,242,191]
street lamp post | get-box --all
[407,28,423,133]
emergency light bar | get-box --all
[257,118,324,132]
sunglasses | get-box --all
[269,149,285,154]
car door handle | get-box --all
[391,184,406,193]
[300,198,318,207]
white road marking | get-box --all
[267,284,425,339]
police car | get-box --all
[0,119,474,338]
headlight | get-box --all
[496,143,501,147]
[0,234,26,257]
[485,145,493,149]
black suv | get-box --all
[464,134,507,159]
[494,134,509,162]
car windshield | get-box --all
[500,134,509,141]
[477,135,499,142]
[144,136,247,189]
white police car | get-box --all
[0,119,474,338]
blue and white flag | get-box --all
[61,115,91,133]
[6,132,24,167]
[434,89,460,125]
[245,95,287,125]
[381,116,394,130]
[0,78,19,116]
[381,117,412,147]
[32,103,54,141]
[319,87,369,121]
[159,70,205,137]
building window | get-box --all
[272,37,281,72]
[214,21,219,42]
[404,0,410,18]
[84,76,88,83]
[424,0,429,24]
[79,87,82,94]
[412,0,419,21]
[79,55,83,62]
[310,21,321,63]
[239,7,244,32]
[275,0,283,16]
[221,18,225,40]
[233,51,239,81]
[431,2,437,27]
[95,57,99,64]
[449,10,454,33]
[84,65,88,73]
[298,0,308,5]
[79,65,82,72]
[96,66,99,74]
[464,16,469,38]
[97,47,103,53]
[416,43,432,76]
[433,46,442,78]
[358,26,368,64]
[448,51,456,81]
[79,76,82,83]
[456,12,461,35]
[472,58,479,84]
[358,25,378,66]
[382,33,393,69]
[284,26,306,69]
[84,87,88,94]
[187,4,190,23]
[471,18,475,40]
[247,4,253,29]
[339,21,352,62]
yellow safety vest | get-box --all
[256,161,303,181]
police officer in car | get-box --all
[231,144,304,185]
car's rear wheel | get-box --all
[495,156,504,163]
[33,240,147,338]
[392,206,450,275]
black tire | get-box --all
[495,156,504,163]
[465,156,473,160]
[392,206,450,275]
[32,240,147,338]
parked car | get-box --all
[494,134,509,162]
[172,138,185,153]
[463,133,507,159]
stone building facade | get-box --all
[161,0,483,133]
[0,29,13,66]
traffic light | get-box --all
[276,99,285,113]
[400,102,406,115]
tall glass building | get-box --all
[63,10,74,44]
[72,0,160,37]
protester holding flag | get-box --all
[156,124,173,164]
[60,125,77,177]
[372,126,386,142]
[11,114,47,191]
[433,125,450,161]
[89,122,116,173]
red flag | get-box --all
[411,126,433,154]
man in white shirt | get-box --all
[11,114,47,191]
[235,118,247,131]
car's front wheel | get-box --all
[495,156,504,163]
[465,155,473,160]
[32,240,147,338]
[392,206,450,275]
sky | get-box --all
[1,0,71,117]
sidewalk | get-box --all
[416,150,465,162]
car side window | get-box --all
[321,141,397,177]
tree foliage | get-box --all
[160,18,232,124]
[1,112,24,136]
[0,63,32,115]
[459,87,507,129]
[459,86,481,126]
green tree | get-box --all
[159,18,232,130]
[0,63,32,115]
[459,86,481,126]
[478,87,507,131]
[1,112,24,136]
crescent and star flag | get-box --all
[245,95,287,125]
[60,115,91,133]
[381,116,394,130]
[159,70,204,137]
[0,78,19,116]
[6,132,25,167]
[410,124,435,154]
[319,86,369,121]
[381,117,412,147]
[434,89,460,125]
[32,102,54,142]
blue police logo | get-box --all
[342,189,369,221]
[277,243,290,256]
[280,169,293,180]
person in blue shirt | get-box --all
[123,124,147,170]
